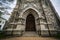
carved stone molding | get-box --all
[18,18,25,25]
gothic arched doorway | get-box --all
[25,14,36,31]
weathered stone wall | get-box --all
[4,0,59,36]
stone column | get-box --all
[14,17,25,36]
[41,0,57,36]
[36,17,41,36]
[40,18,49,36]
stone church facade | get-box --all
[3,0,60,36]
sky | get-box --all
[50,0,60,16]
[0,0,60,20]
[0,0,17,20]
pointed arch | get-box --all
[20,7,40,18]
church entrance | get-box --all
[25,14,36,31]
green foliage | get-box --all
[0,11,2,17]
[0,31,5,38]
[8,0,14,2]
[56,33,60,38]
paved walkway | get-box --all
[0,32,60,40]
[0,37,60,40]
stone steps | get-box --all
[22,31,39,37]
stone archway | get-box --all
[25,14,36,31]
[21,9,40,32]
[21,9,40,36]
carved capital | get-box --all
[18,18,25,25]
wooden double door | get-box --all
[25,14,36,31]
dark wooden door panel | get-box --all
[26,14,36,31]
